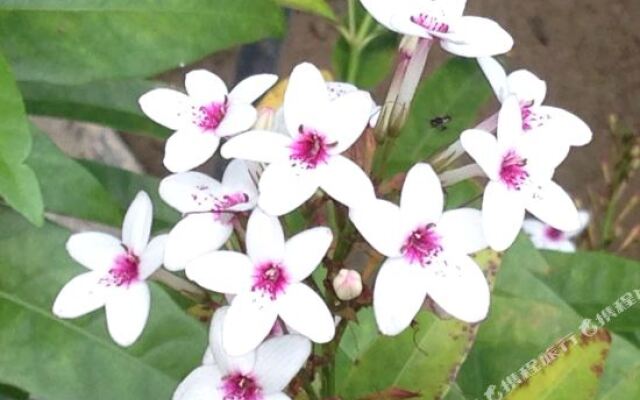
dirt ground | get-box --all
[67,0,640,256]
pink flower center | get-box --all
[401,224,443,266]
[103,250,139,287]
[252,262,290,300]
[544,226,565,241]
[221,372,262,400]
[500,150,529,190]
[520,102,549,131]
[214,192,250,212]
[410,13,450,33]
[193,97,228,132]
[289,125,333,169]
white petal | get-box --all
[438,208,487,254]
[522,218,546,236]
[138,234,168,280]
[568,210,591,238]
[258,162,319,216]
[264,393,291,400]
[359,0,395,30]
[208,307,256,375]
[185,70,228,105]
[349,199,404,257]
[326,81,357,101]
[223,292,278,356]
[318,90,374,153]
[105,282,150,347]
[526,180,580,231]
[138,88,191,130]
[164,214,233,271]
[424,253,490,323]
[441,16,514,57]
[543,240,576,253]
[215,104,258,137]
[229,74,278,104]
[172,365,223,400]
[221,130,291,163]
[283,63,330,136]
[159,172,223,214]
[246,208,286,264]
[254,335,311,392]
[186,251,253,294]
[507,70,547,105]
[277,283,335,343]
[373,257,429,336]
[442,0,467,17]
[537,106,593,146]
[460,129,501,180]
[66,232,123,272]
[284,227,333,282]
[482,181,525,251]
[164,129,221,173]
[121,191,152,255]
[52,271,107,318]
[400,163,443,226]
[319,156,375,209]
[221,159,259,212]
[497,95,524,145]
[477,56,508,101]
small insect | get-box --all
[430,114,452,131]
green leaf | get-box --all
[0,383,28,400]
[333,31,398,89]
[0,51,43,225]
[336,251,501,399]
[276,0,335,20]
[0,0,285,84]
[386,58,492,178]
[0,207,207,400]
[27,126,123,226]
[20,79,170,138]
[451,236,640,400]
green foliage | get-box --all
[386,58,492,178]
[0,0,285,84]
[276,0,336,20]
[0,52,43,225]
[0,208,207,400]
[20,80,170,138]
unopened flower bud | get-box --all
[333,269,363,301]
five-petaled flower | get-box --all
[461,97,581,251]
[159,160,258,271]
[139,70,277,172]
[221,62,376,216]
[360,0,513,57]
[173,307,311,400]
[350,163,491,335]
[478,56,593,166]
[53,192,167,347]
[523,210,590,253]
[185,208,335,355]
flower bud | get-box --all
[333,269,363,301]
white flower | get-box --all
[461,99,581,251]
[159,160,258,271]
[139,70,278,172]
[52,192,167,347]
[360,0,513,57]
[333,269,363,301]
[173,307,311,400]
[523,211,590,253]
[350,163,490,335]
[221,63,376,216]
[185,208,335,355]
[478,56,592,165]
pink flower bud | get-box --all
[333,269,363,301]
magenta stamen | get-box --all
[252,262,290,300]
[500,150,529,190]
[221,372,262,400]
[401,224,443,266]
[289,126,332,169]
[193,97,228,132]
[410,13,449,33]
[103,250,139,287]
[544,226,565,241]
[214,192,250,212]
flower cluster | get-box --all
[51,0,592,398]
